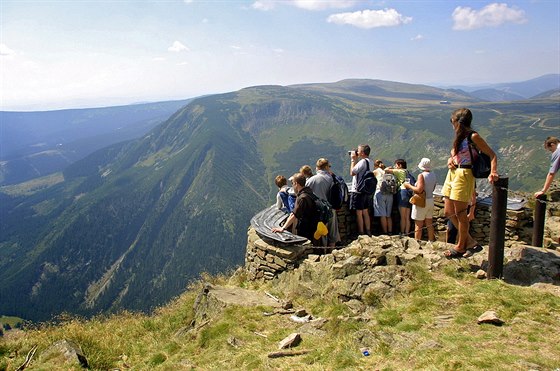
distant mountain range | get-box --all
[445,74,560,101]
[0,76,558,321]
[0,100,190,185]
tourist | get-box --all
[373,159,393,234]
[350,144,374,236]
[385,159,413,236]
[306,158,341,247]
[272,173,320,245]
[403,158,437,241]
[534,136,559,199]
[442,108,498,258]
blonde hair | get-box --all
[316,158,330,170]
[299,165,313,178]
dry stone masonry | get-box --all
[246,193,540,281]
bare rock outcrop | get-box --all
[270,235,560,314]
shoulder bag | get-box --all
[409,191,426,208]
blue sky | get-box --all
[1,0,559,110]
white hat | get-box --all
[418,158,431,171]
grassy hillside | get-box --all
[1,261,559,370]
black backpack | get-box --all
[328,174,349,209]
[356,159,377,195]
[306,192,332,224]
[467,131,491,178]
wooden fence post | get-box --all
[487,177,508,279]
[532,194,547,247]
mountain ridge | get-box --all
[443,73,559,100]
[1,78,558,321]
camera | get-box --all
[348,149,358,156]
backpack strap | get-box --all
[466,131,477,164]
[467,130,477,144]
[358,159,371,181]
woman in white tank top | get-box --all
[403,158,437,241]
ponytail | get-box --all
[452,108,473,154]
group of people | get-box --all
[272,160,341,247]
[272,107,557,257]
[349,145,437,241]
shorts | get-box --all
[411,198,435,221]
[373,191,393,217]
[442,168,475,203]
[349,192,371,210]
[397,189,412,208]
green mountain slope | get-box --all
[0,94,269,320]
[0,79,558,321]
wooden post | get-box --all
[487,177,508,279]
[532,194,547,247]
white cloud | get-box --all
[168,41,190,52]
[327,8,412,29]
[272,48,284,53]
[252,1,275,11]
[152,57,166,62]
[230,45,242,50]
[411,34,424,41]
[0,43,16,57]
[452,3,527,31]
[291,0,356,11]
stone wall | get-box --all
[246,195,536,281]
[431,194,533,247]
[245,228,314,281]
[335,194,533,246]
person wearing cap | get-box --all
[403,158,437,241]
[306,158,341,247]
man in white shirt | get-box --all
[350,144,373,236]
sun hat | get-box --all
[418,158,431,171]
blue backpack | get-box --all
[279,187,296,213]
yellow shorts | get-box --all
[442,168,475,203]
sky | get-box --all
[1,0,559,111]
